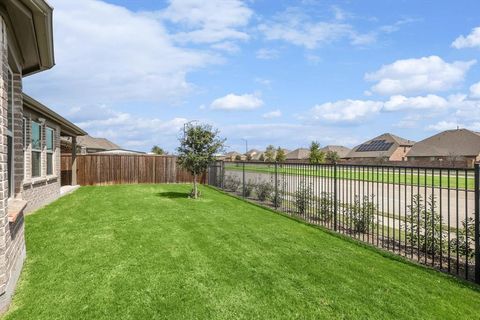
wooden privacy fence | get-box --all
[61,155,205,186]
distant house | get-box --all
[223,151,244,161]
[345,133,414,164]
[407,129,480,168]
[245,149,261,160]
[286,148,310,161]
[62,135,120,155]
[320,145,351,159]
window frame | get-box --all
[46,127,55,176]
[31,121,42,178]
[6,67,14,197]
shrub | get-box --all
[344,195,376,234]
[451,217,474,260]
[255,181,273,202]
[406,194,446,256]
[244,180,255,198]
[294,181,313,215]
[224,175,240,192]
[317,192,333,222]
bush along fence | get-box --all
[207,160,480,283]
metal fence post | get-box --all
[475,163,480,283]
[242,162,246,198]
[274,161,278,209]
[333,163,338,231]
[221,161,225,189]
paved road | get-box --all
[225,169,475,228]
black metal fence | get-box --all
[207,161,480,283]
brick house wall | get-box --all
[0,15,26,313]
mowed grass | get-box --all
[225,164,475,190]
[3,184,480,320]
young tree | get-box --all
[275,147,286,162]
[259,154,265,162]
[177,123,225,199]
[309,141,325,164]
[265,145,276,162]
[246,153,252,161]
[325,151,340,163]
[151,145,165,155]
[235,154,242,161]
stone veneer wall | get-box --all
[0,15,26,313]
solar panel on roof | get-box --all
[356,140,393,152]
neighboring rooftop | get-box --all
[76,135,121,151]
[346,133,415,159]
[407,129,480,158]
[286,148,310,160]
[320,145,351,159]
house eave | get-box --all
[1,0,55,76]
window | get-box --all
[31,121,42,177]
[6,68,14,197]
[46,127,54,175]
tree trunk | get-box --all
[193,174,198,199]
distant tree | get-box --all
[325,151,340,163]
[309,141,325,164]
[151,145,166,155]
[177,123,225,199]
[246,153,252,161]
[235,154,242,161]
[265,145,276,162]
[276,147,286,162]
[259,154,265,162]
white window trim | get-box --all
[46,126,55,176]
[31,120,42,178]
[7,67,14,198]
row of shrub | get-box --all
[222,175,474,260]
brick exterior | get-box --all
[0,16,26,312]
[0,14,62,312]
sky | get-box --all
[24,0,480,153]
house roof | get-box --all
[245,149,261,156]
[224,151,242,157]
[286,148,310,160]
[407,129,480,158]
[320,145,351,158]
[2,0,55,75]
[92,149,146,155]
[346,133,415,159]
[23,94,87,137]
[76,135,121,150]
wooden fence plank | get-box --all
[60,155,198,186]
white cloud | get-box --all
[470,82,480,99]
[211,93,264,111]
[68,105,188,151]
[383,94,449,111]
[365,56,476,95]
[254,78,272,86]
[452,27,480,49]
[258,8,372,49]
[426,121,464,131]
[263,110,282,119]
[24,0,218,106]
[161,0,253,44]
[310,99,383,122]
[211,41,240,53]
[256,48,279,60]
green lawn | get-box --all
[3,184,480,319]
[225,164,475,190]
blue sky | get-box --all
[24,0,480,153]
